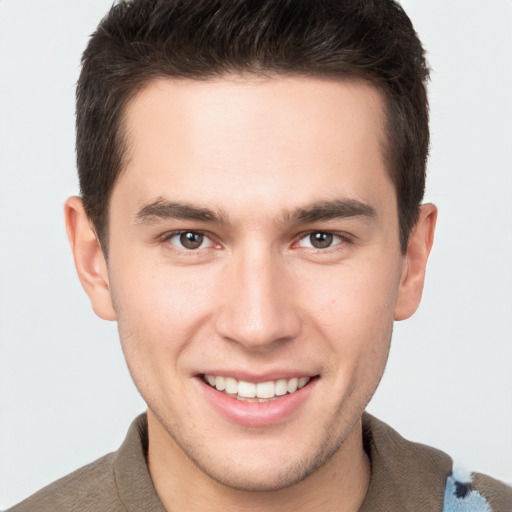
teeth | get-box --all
[275,379,288,396]
[256,381,275,399]
[298,377,309,389]
[204,374,311,399]
[225,377,238,394]
[215,376,226,391]
[287,377,298,393]
[238,380,256,398]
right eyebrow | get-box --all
[134,198,227,225]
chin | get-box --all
[190,457,317,492]
[177,425,347,493]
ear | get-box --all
[394,203,437,321]
[64,196,116,321]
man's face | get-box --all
[104,76,408,490]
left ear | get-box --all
[394,203,437,321]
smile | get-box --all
[202,375,311,402]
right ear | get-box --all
[64,196,116,321]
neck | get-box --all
[147,410,371,512]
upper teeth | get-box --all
[204,375,310,399]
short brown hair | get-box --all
[77,0,430,253]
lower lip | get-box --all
[197,377,316,427]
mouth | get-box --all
[201,374,313,402]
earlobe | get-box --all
[394,203,437,321]
[64,196,116,321]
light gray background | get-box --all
[1,0,511,508]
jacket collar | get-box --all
[113,412,452,512]
[359,413,452,512]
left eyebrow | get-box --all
[284,199,377,224]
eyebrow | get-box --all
[286,199,377,224]
[135,198,227,224]
[134,197,376,226]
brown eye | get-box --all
[179,232,204,249]
[309,232,333,248]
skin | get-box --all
[65,75,436,512]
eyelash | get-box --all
[294,231,349,251]
[161,231,216,252]
[161,230,350,253]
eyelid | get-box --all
[157,229,352,252]
[160,229,218,251]
[294,230,352,249]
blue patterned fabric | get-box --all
[442,469,491,512]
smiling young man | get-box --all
[8,1,512,512]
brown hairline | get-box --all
[89,72,419,256]
[76,1,429,256]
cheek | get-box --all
[297,258,401,357]
[109,262,218,365]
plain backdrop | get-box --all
[1,0,511,508]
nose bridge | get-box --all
[215,240,300,350]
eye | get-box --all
[166,231,213,250]
[297,231,344,249]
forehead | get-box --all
[115,75,394,220]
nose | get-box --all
[214,245,301,351]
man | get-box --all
[8,1,511,511]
